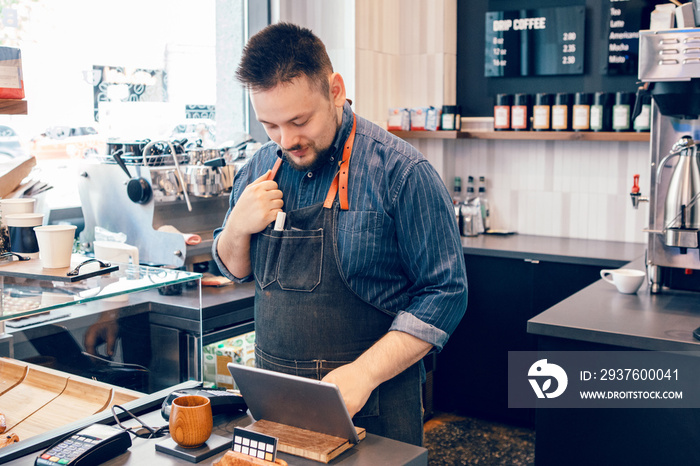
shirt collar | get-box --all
[328,100,354,158]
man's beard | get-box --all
[281,105,341,172]
[282,143,334,172]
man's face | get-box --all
[251,76,341,172]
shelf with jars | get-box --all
[390,108,650,143]
[0,99,27,114]
[389,129,649,142]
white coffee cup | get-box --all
[33,225,77,269]
[93,240,139,266]
[600,268,646,294]
[0,198,35,222]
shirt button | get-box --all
[307,172,313,178]
[330,157,335,162]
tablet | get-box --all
[227,363,360,444]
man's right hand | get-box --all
[216,169,284,279]
[229,170,284,236]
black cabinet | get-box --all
[534,336,700,466]
[435,253,619,427]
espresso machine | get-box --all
[634,28,700,293]
[78,139,248,268]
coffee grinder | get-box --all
[633,28,700,294]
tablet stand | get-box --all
[248,419,366,463]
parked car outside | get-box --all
[0,125,28,162]
[30,126,106,160]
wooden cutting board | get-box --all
[111,388,144,407]
[0,358,146,442]
[0,359,27,395]
[12,377,113,439]
[0,366,67,431]
[0,256,118,282]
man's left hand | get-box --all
[322,362,374,418]
[321,331,433,418]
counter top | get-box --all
[171,235,642,321]
[462,234,646,267]
[527,257,700,351]
[3,409,428,466]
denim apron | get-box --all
[251,115,424,446]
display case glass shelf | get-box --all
[0,255,201,321]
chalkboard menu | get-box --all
[605,0,647,75]
[484,6,586,77]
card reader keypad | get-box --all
[38,433,103,464]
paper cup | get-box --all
[33,225,77,269]
[0,198,35,222]
[6,213,44,259]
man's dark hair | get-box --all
[236,22,333,96]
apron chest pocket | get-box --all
[255,227,324,292]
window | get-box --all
[0,0,247,210]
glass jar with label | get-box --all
[532,93,552,131]
[511,94,530,131]
[441,105,461,131]
[552,93,571,131]
[572,92,591,131]
[590,92,613,132]
[613,92,635,132]
[494,94,512,131]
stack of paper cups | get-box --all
[0,198,36,223]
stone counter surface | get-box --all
[169,234,644,309]
[462,234,645,267]
[149,234,646,316]
[528,257,700,351]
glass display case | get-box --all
[0,255,202,457]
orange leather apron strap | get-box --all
[323,114,356,210]
[267,158,283,181]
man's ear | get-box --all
[329,72,347,108]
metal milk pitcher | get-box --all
[657,136,700,248]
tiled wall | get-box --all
[275,0,650,244]
[410,138,651,244]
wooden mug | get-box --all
[169,395,213,448]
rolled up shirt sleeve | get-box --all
[211,234,251,283]
[387,160,468,351]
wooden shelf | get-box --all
[390,129,650,142]
[0,99,28,115]
[390,130,468,140]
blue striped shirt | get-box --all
[213,102,467,350]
